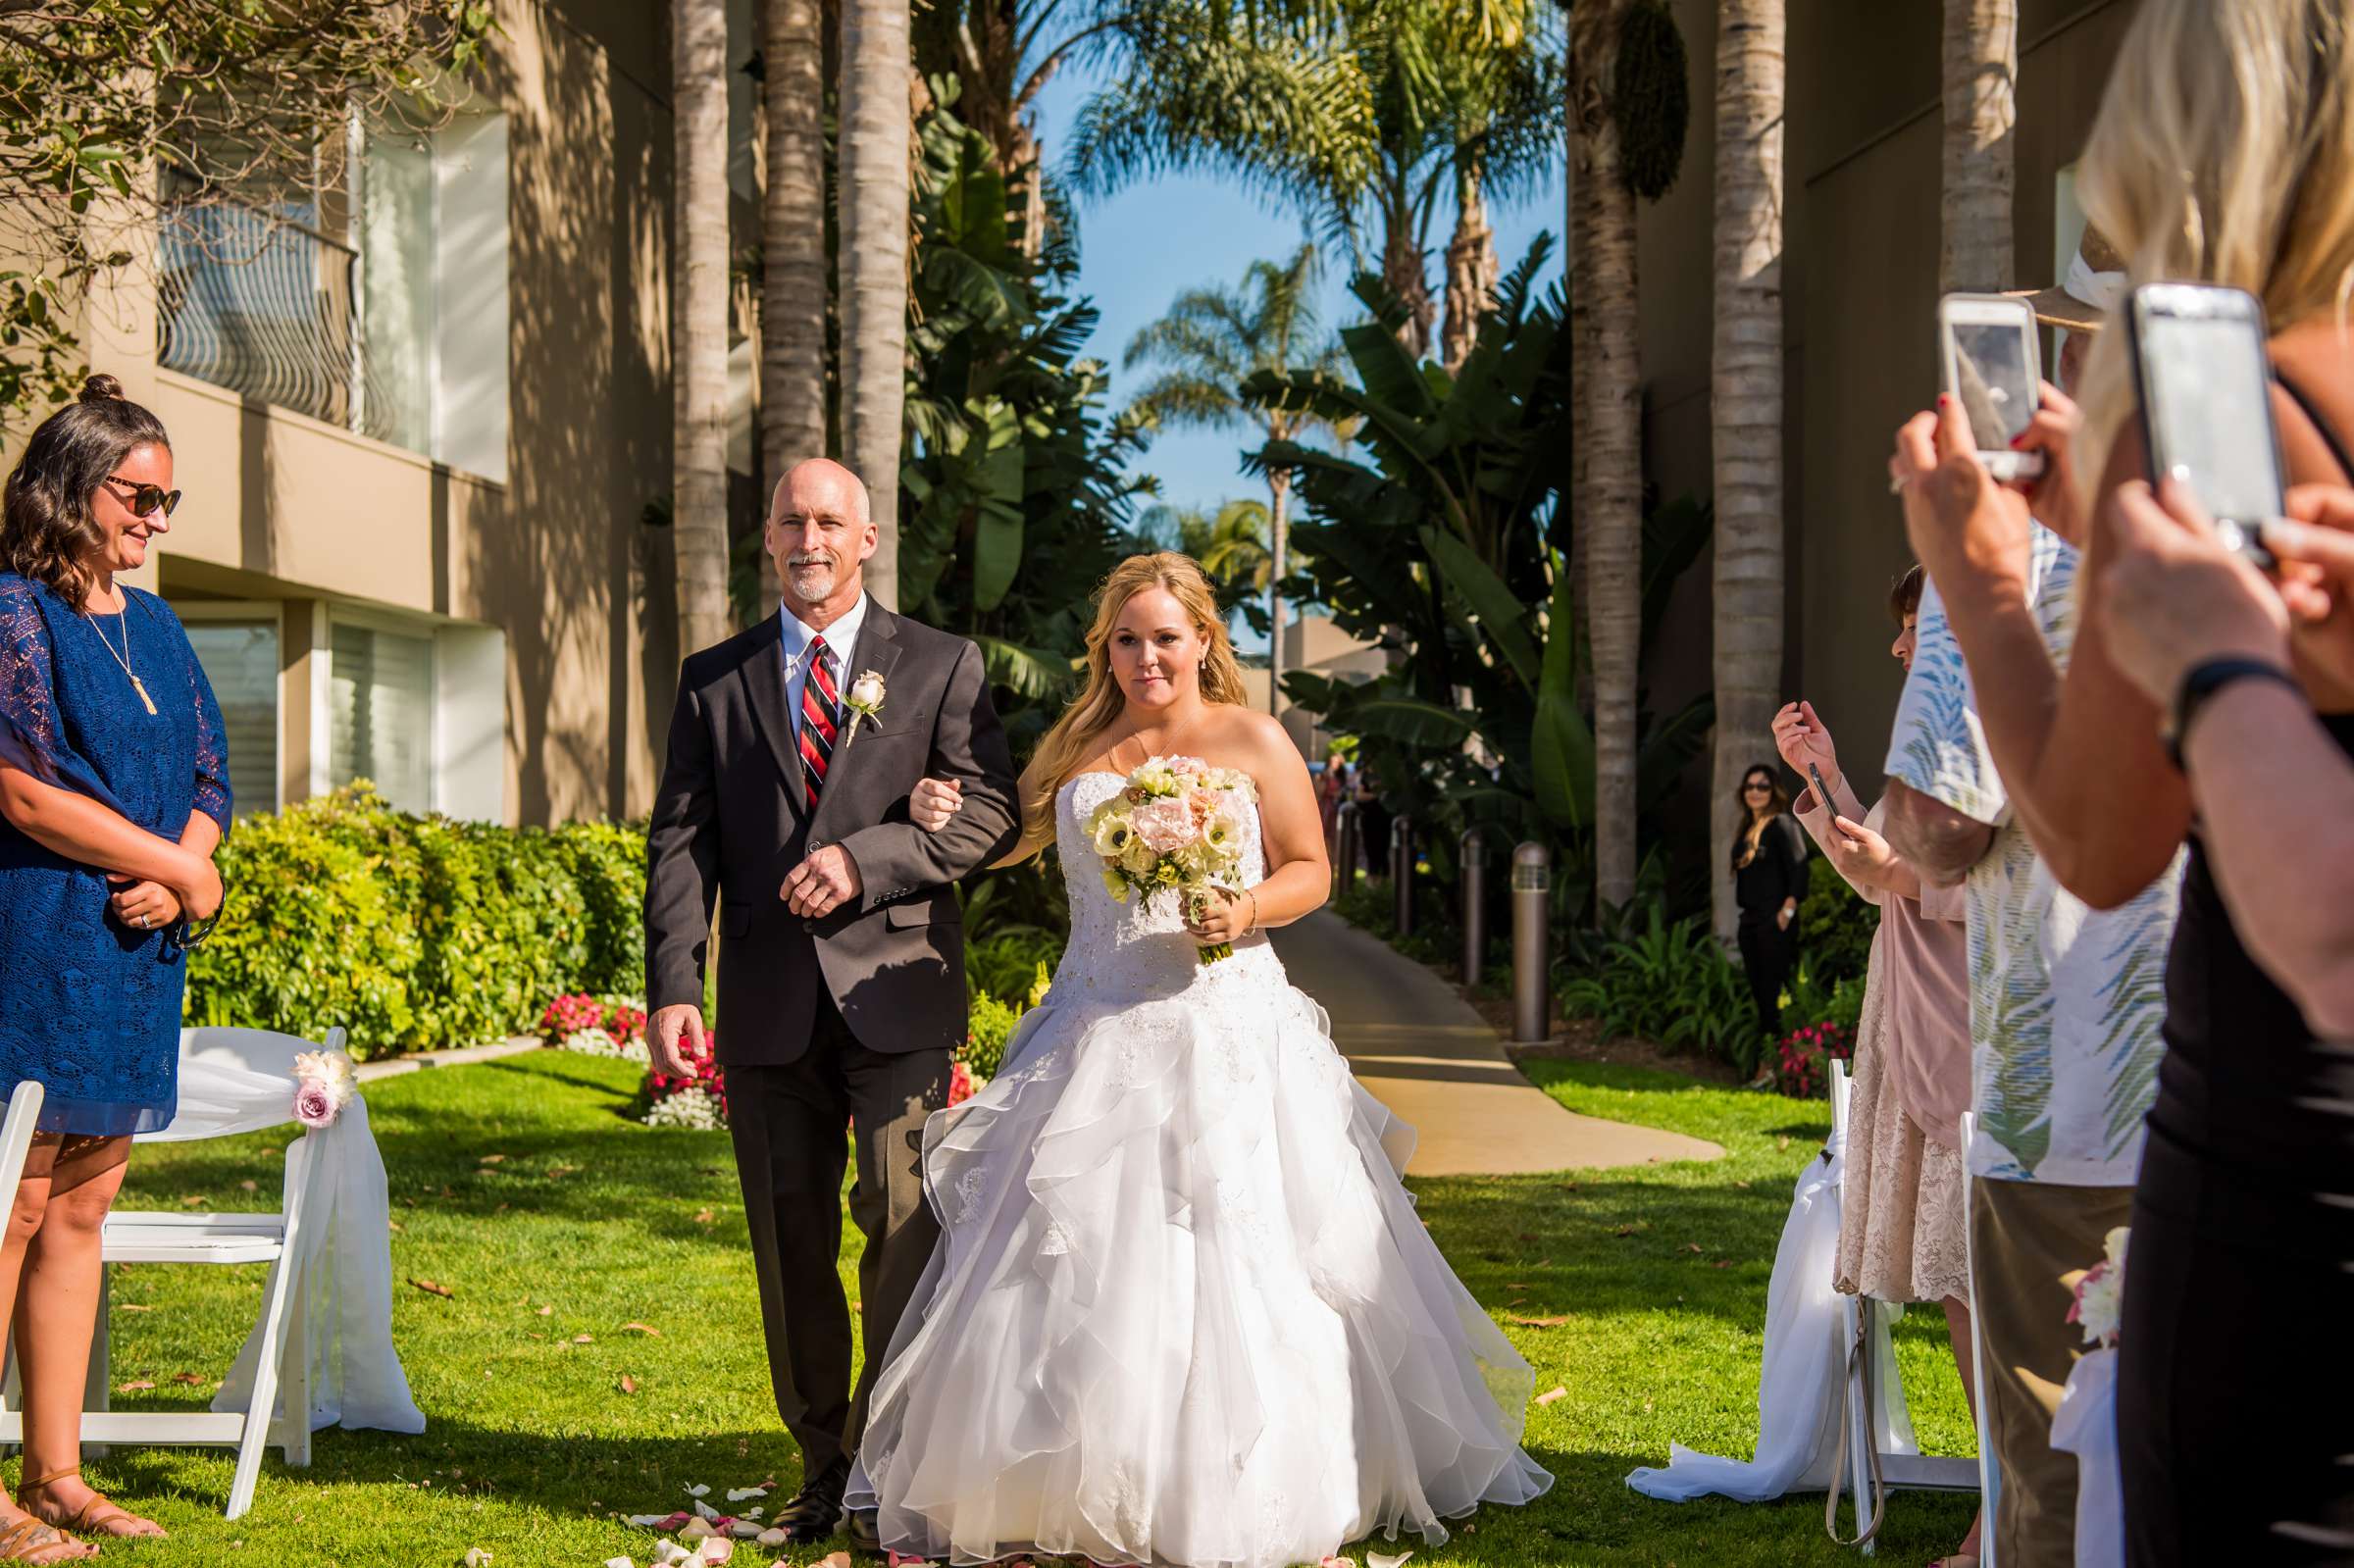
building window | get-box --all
[330,620,435,814]
[361,110,512,481]
[183,619,281,818]
[156,109,509,481]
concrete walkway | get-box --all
[1269,912,1721,1177]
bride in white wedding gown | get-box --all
[845,553,1552,1568]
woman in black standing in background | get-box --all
[1731,763,1808,1046]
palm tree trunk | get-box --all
[1381,195,1435,361]
[840,0,912,609]
[1440,154,1501,376]
[761,0,830,621]
[1266,468,1290,719]
[1572,0,1642,913]
[674,0,734,656]
[1711,0,1786,948]
[1940,0,2016,291]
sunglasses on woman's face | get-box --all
[101,475,181,519]
[1744,782,1772,793]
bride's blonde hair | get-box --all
[1018,552,1251,854]
[2069,0,2354,509]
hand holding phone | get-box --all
[1939,294,2047,484]
[2128,281,2285,570]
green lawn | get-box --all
[76,1050,1977,1566]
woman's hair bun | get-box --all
[77,374,125,404]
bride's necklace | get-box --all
[86,586,157,716]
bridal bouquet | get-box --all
[1082,755,1257,963]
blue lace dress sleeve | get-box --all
[181,615,231,833]
[0,574,223,1136]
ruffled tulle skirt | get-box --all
[846,975,1554,1568]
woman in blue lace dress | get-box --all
[0,376,230,1556]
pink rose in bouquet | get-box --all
[1130,795,1198,855]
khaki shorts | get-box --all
[1970,1177,2134,1568]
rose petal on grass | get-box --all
[650,1546,692,1568]
[723,1487,765,1503]
[239,1180,259,1192]
[755,1527,788,1547]
[480,1153,506,1165]
[729,1521,763,1540]
[537,1304,553,1317]
[463,1550,493,1568]
[606,1557,636,1568]
[819,1553,855,1568]
[1367,1551,1414,1568]
[117,1302,153,1312]
[619,1374,639,1394]
[1507,1314,1569,1329]
[409,1278,454,1298]
[625,1323,663,1338]
[680,1518,714,1541]
[574,1333,595,1344]
[1535,1385,1568,1406]
[697,1541,734,1565]
[693,1208,716,1225]
[116,1380,156,1392]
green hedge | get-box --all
[185,787,646,1059]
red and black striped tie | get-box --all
[798,635,843,810]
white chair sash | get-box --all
[2050,1346,2124,1568]
[138,1042,424,1435]
[1624,1119,1917,1502]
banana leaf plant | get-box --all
[1246,236,1711,918]
[896,80,1156,755]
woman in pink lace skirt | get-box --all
[1773,566,1981,1568]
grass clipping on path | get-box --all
[99,1051,1975,1566]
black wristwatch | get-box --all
[2165,656,2302,772]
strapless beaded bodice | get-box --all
[1047,771,1283,1004]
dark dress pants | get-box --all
[727,994,951,1478]
[1737,915,1793,1043]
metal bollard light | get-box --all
[1459,829,1487,987]
[1334,803,1359,898]
[1392,815,1415,937]
[1511,841,1552,1043]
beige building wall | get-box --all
[1634,0,2135,800]
[66,0,681,828]
[1237,613,1388,760]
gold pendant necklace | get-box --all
[88,591,157,716]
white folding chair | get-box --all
[1829,1062,1981,1552]
[0,1082,45,1236]
[0,1029,334,1520]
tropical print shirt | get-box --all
[1882,524,2182,1185]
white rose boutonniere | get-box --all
[843,670,887,742]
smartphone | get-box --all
[2127,281,2284,569]
[1938,293,2047,482]
[1807,762,1834,813]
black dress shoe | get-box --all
[778,1456,850,1545]
[845,1507,882,1555]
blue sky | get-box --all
[1029,57,1568,540]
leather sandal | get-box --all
[0,1515,92,1563]
[18,1465,167,1540]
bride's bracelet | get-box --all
[1243,887,1260,936]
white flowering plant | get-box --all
[2064,1225,2129,1348]
[1082,755,1257,963]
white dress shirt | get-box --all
[777,592,869,741]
